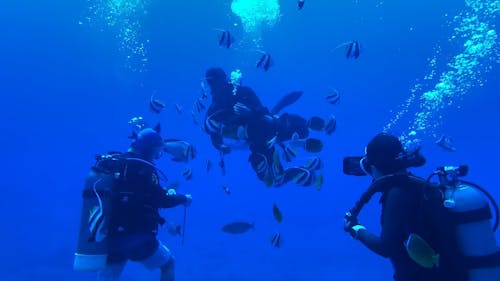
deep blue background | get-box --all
[0,0,499,280]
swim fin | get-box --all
[270,91,303,115]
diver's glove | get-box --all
[184,194,193,207]
[233,102,253,116]
[343,212,366,240]
[218,144,231,154]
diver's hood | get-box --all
[130,125,164,156]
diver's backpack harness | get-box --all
[74,152,170,272]
[345,165,500,278]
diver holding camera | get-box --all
[342,132,500,281]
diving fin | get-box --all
[270,91,303,115]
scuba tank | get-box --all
[73,153,123,272]
[426,165,500,281]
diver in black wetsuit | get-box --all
[342,133,440,281]
[97,127,192,281]
[341,133,487,281]
[203,67,322,186]
[343,132,500,281]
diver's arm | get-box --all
[210,133,225,151]
[158,193,189,208]
[357,187,407,258]
[204,106,226,151]
[238,87,269,116]
[154,185,189,208]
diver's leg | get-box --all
[160,258,175,281]
[248,151,270,181]
[97,261,126,281]
[139,240,174,281]
[277,113,310,141]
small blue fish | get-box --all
[191,110,199,125]
[221,221,255,234]
[222,182,231,195]
[200,81,209,99]
[219,154,226,176]
[175,103,183,115]
[270,231,282,248]
[436,135,456,152]
[325,89,340,105]
[298,0,305,10]
[315,172,324,190]
[206,159,212,172]
[324,115,337,135]
[166,221,182,237]
[194,98,206,113]
[182,167,193,180]
[272,203,283,223]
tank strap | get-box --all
[449,205,492,225]
[464,251,500,269]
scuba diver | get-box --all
[342,132,500,281]
[74,124,193,281]
[203,67,328,186]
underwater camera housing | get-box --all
[342,146,426,176]
[342,156,371,176]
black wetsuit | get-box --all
[104,152,188,262]
[204,83,269,151]
[204,83,310,183]
[357,175,468,281]
[358,184,436,281]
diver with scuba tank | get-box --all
[342,132,500,281]
[74,124,193,281]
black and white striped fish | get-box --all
[150,94,166,114]
[345,40,361,59]
[256,52,273,71]
[217,29,235,49]
[325,89,340,105]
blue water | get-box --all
[0,0,499,280]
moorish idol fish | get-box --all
[325,89,340,105]
[215,28,235,49]
[324,115,337,135]
[150,94,166,114]
[334,40,362,59]
[436,135,456,152]
[298,0,305,10]
[256,52,274,71]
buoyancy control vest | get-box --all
[74,151,169,271]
